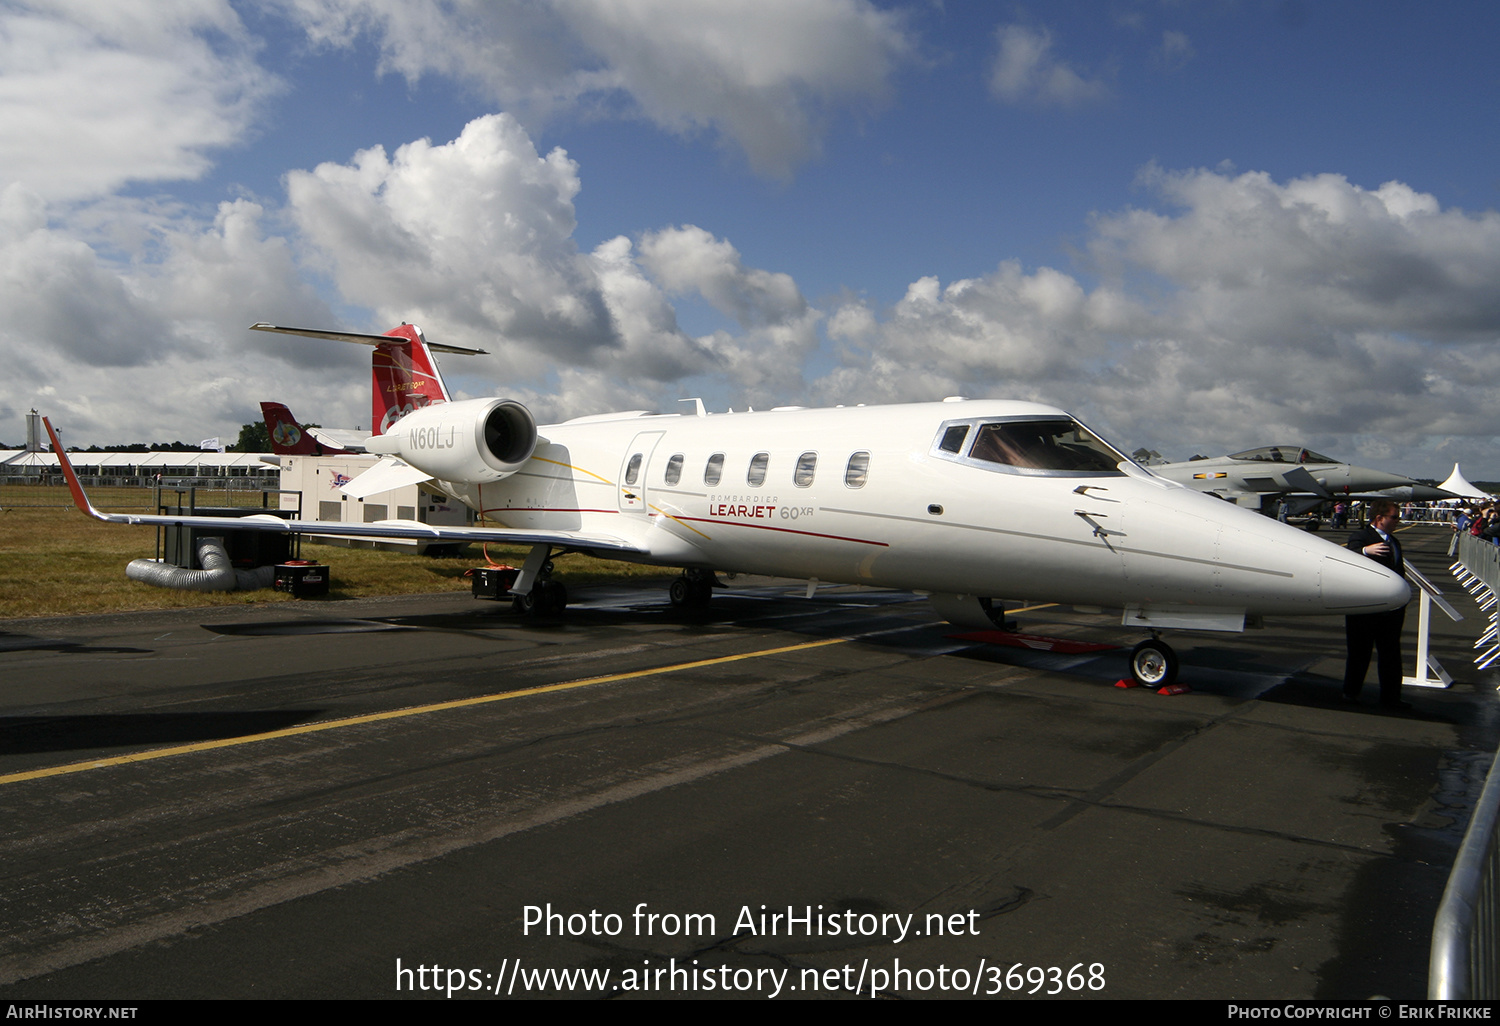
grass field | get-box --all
[0,484,674,620]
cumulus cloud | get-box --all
[1089,167,1500,339]
[639,225,820,398]
[273,0,911,178]
[818,263,1146,407]
[811,166,1500,473]
[285,113,715,390]
[0,180,346,444]
[0,0,278,201]
[989,23,1109,108]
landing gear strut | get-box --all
[513,557,568,616]
[669,568,715,608]
[1129,637,1179,688]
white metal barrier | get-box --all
[1430,748,1500,998]
[1427,531,1500,997]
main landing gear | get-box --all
[1129,635,1180,689]
[513,558,568,616]
[669,568,716,609]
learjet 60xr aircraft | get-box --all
[46,322,1411,688]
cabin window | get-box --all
[624,453,643,485]
[794,452,817,487]
[938,425,969,454]
[664,453,684,485]
[704,453,724,486]
[968,420,1122,473]
[747,452,769,487]
[845,452,870,488]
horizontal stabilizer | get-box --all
[249,322,487,356]
[341,457,433,499]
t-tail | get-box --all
[259,402,354,457]
[249,322,488,435]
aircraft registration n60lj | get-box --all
[46,322,1410,688]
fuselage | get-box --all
[431,400,1408,620]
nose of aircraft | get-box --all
[1318,551,1410,613]
[1342,465,1423,492]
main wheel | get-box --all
[513,580,567,616]
[1130,639,1179,688]
[670,576,713,608]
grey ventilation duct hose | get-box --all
[126,536,276,591]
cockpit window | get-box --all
[1229,445,1336,464]
[965,419,1125,474]
[938,425,969,453]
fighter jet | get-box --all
[1152,445,1437,509]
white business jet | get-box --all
[45,322,1410,688]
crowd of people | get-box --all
[1306,499,1482,529]
[1453,503,1500,542]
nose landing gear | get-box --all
[1129,636,1180,688]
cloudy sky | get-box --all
[3,1,1499,477]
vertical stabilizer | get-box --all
[260,402,355,456]
[372,324,452,434]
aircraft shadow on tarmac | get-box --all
[0,631,149,656]
[0,710,324,756]
[188,583,1350,702]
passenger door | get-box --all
[618,431,664,513]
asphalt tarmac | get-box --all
[1,524,1495,1000]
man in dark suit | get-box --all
[1344,500,1410,709]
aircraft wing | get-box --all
[43,418,645,556]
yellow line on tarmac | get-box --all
[0,636,852,787]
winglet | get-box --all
[42,417,106,521]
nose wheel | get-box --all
[1130,638,1179,688]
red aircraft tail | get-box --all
[259,402,355,456]
[249,322,487,436]
[371,324,451,434]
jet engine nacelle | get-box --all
[365,397,538,484]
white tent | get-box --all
[1438,463,1492,500]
